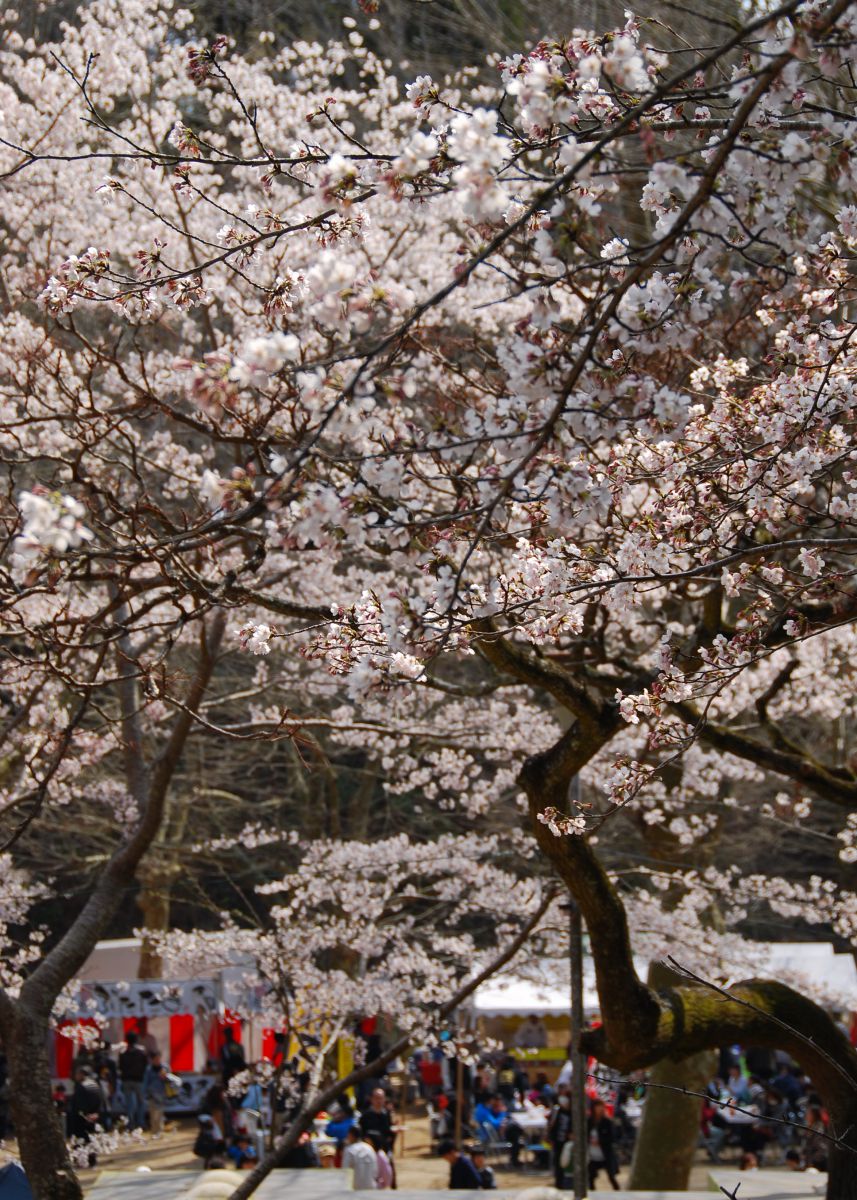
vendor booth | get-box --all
[52,938,283,1113]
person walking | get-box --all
[439,1140,483,1189]
[118,1031,148,1131]
[587,1100,620,1191]
[343,1127,379,1189]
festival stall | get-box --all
[53,938,284,1113]
[467,943,857,1081]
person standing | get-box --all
[220,1027,246,1086]
[514,1015,548,1050]
[439,1140,483,1188]
[67,1067,104,1165]
[96,1064,115,1132]
[343,1127,379,1189]
[143,1050,170,1136]
[548,1093,572,1189]
[587,1100,619,1191]
[118,1031,148,1131]
[360,1087,394,1155]
[369,1134,394,1188]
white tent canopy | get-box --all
[763,942,857,1010]
[469,942,857,1019]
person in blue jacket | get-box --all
[326,1096,357,1144]
[0,1162,34,1199]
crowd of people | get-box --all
[422,1048,632,1193]
[46,1031,180,1164]
[702,1049,831,1172]
[192,1079,402,1185]
[0,1015,836,1189]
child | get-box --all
[228,1134,257,1169]
[471,1145,496,1189]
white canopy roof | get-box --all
[470,942,857,1018]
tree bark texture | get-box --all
[4,1003,82,1200]
[629,965,716,1189]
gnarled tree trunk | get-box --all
[4,1001,81,1200]
[630,965,715,1189]
[0,611,226,1200]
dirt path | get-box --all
[4,1112,717,1192]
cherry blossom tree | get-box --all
[4,0,857,1196]
[147,834,554,1197]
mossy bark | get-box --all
[630,965,715,1189]
[516,720,857,1200]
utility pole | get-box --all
[454,1054,464,1147]
[568,896,588,1199]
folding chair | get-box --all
[478,1122,512,1162]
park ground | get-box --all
[62,1108,717,1192]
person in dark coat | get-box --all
[471,1146,496,1189]
[439,1140,483,1188]
[67,1067,104,1166]
[587,1100,620,1191]
[0,1161,34,1199]
[220,1027,246,1086]
[68,1067,103,1140]
[118,1031,148,1131]
[360,1086,394,1154]
[548,1093,572,1189]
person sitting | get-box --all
[470,1145,496,1189]
[771,1062,802,1107]
[343,1126,378,1189]
[726,1065,750,1105]
[239,1067,264,1114]
[227,1133,257,1169]
[318,1144,337,1169]
[439,1140,482,1189]
[527,1072,554,1105]
[785,1149,804,1171]
[201,1083,233,1141]
[0,1161,33,1199]
[280,1131,320,1169]
[474,1094,522,1166]
[706,1095,759,1162]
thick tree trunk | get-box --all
[630,1047,715,1188]
[137,863,177,979]
[1,612,227,1199]
[5,1002,82,1200]
[629,964,717,1188]
[828,1123,857,1200]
